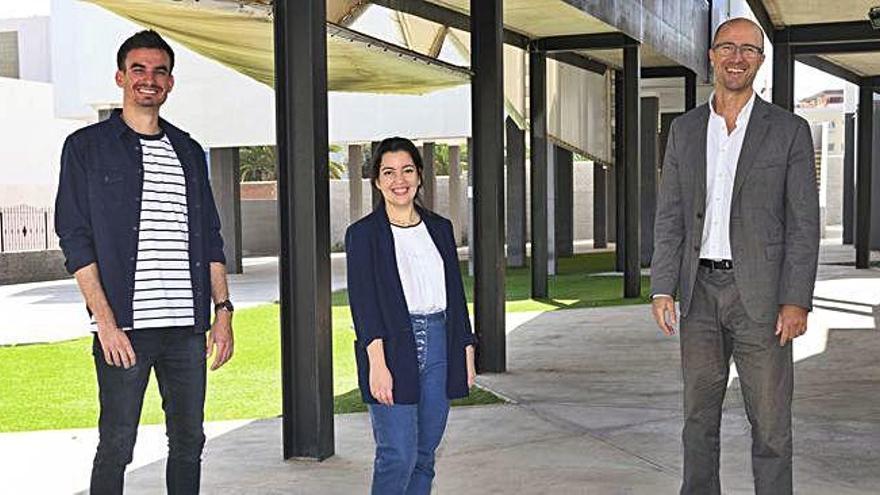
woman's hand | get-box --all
[366,339,394,405]
[370,363,394,405]
[465,345,477,388]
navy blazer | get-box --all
[345,205,476,405]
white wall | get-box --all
[0,16,51,82]
[49,0,276,147]
[0,78,87,207]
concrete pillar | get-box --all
[614,70,625,272]
[607,163,617,243]
[593,163,607,248]
[843,113,855,245]
[468,137,474,276]
[547,141,557,275]
[421,142,436,209]
[347,144,363,223]
[449,145,463,241]
[208,147,242,274]
[640,96,659,268]
[470,0,506,373]
[855,87,873,268]
[554,145,574,258]
[772,40,794,111]
[506,117,527,267]
[274,0,334,459]
[872,101,880,251]
[623,44,641,297]
[529,48,549,297]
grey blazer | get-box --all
[651,96,820,323]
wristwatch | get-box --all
[214,299,235,314]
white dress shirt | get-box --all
[652,92,756,300]
[701,91,756,260]
[391,221,447,314]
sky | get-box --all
[2,0,848,102]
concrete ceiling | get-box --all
[426,0,617,37]
[576,46,678,71]
[819,53,880,77]
[757,1,880,78]
[763,0,877,27]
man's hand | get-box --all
[775,304,808,346]
[96,322,137,369]
[465,344,477,388]
[651,295,678,336]
[370,363,394,405]
[206,310,234,370]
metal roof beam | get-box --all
[744,0,776,36]
[775,21,880,45]
[792,41,880,55]
[547,52,606,75]
[641,66,691,78]
[369,0,530,48]
[533,33,637,53]
[795,55,865,86]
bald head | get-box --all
[713,17,765,50]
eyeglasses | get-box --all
[712,42,764,59]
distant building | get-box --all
[797,89,846,233]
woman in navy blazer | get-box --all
[345,137,476,494]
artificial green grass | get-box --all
[0,252,646,432]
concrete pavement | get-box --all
[1,242,878,494]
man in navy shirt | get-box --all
[55,30,234,494]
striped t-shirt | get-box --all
[131,133,195,329]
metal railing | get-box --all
[0,206,59,253]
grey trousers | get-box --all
[679,266,793,495]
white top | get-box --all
[701,91,756,260]
[131,134,195,329]
[391,221,447,314]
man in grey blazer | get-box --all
[650,17,819,495]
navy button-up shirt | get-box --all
[55,110,225,333]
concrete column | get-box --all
[274,0,333,459]
[607,162,617,243]
[872,101,880,251]
[467,137,474,276]
[855,87,873,268]
[843,113,855,245]
[554,145,574,258]
[640,96,659,268]
[614,70,625,272]
[421,142,436,209]
[772,40,794,111]
[208,147,242,274]
[347,144,363,223]
[547,141,557,275]
[593,163,607,248]
[449,145,463,241]
[529,48,549,297]
[470,0,506,373]
[623,44,641,297]
[506,117,527,267]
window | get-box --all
[0,31,20,79]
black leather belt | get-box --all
[699,259,733,270]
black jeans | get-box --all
[90,328,207,495]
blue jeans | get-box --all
[90,328,206,495]
[369,311,450,495]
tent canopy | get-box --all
[86,0,470,94]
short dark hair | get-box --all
[370,137,424,202]
[117,30,175,73]
[712,17,765,50]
